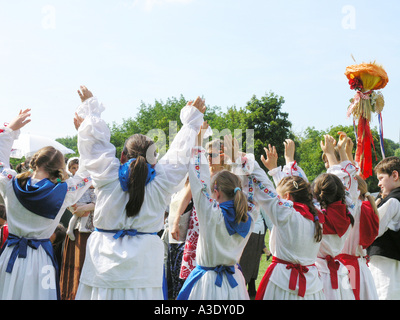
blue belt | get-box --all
[0,233,60,299]
[177,264,238,300]
[95,228,157,239]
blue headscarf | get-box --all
[118,158,156,192]
[219,200,252,238]
[12,178,68,220]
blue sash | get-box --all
[95,227,166,299]
[177,264,238,300]
[0,233,60,299]
[95,228,157,239]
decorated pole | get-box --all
[345,62,389,179]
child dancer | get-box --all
[312,134,356,300]
[73,86,205,300]
[241,142,325,300]
[337,175,379,300]
[0,109,92,300]
[177,124,258,300]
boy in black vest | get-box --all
[367,156,400,299]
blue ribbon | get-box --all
[118,158,156,192]
[177,265,238,300]
[0,234,60,299]
[95,228,157,239]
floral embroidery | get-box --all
[68,176,92,192]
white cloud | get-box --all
[122,0,193,11]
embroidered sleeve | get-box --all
[0,127,19,195]
[281,161,309,182]
[188,146,222,225]
[64,175,93,207]
[327,160,359,207]
[245,160,298,227]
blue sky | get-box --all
[1,0,399,147]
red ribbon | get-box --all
[255,256,314,299]
[337,254,360,300]
[324,255,340,289]
[355,116,376,179]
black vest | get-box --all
[367,187,400,261]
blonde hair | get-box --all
[355,175,379,216]
[211,170,248,223]
[16,146,68,188]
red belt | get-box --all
[323,255,341,290]
[256,256,315,299]
[336,253,363,300]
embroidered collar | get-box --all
[119,158,156,192]
[12,177,68,220]
[219,200,252,238]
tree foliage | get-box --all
[51,92,399,194]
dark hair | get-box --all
[211,170,248,223]
[374,156,400,176]
[312,173,355,226]
[16,146,68,188]
[123,134,156,218]
[0,204,6,221]
[67,158,79,170]
[278,176,323,242]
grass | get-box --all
[255,232,272,290]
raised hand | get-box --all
[320,134,339,166]
[284,139,295,164]
[74,112,84,131]
[261,144,278,171]
[191,96,206,114]
[77,85,93,103]
[8,109,32,131]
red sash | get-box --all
[322,255,341,290]
[255,256,315,299]
[337,254,360,300]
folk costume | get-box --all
[177,147,257,300]
[0,127,92,300]
[74,96,203,300]
[243,159,326,300]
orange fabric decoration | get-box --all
[345,61,389,179]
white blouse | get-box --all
[75,96,204,289]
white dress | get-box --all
[0,127,92,300]
[315,161,357,300]
[271,160,357,300]
[74,96,204,300]
[245,159,325,300]
[177,147,258,300]
[339,198,379,300]
[368,197,400,300]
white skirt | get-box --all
[261,282,326,300]
[0,246,58,300]
[75,284,164,300]
[185,265,250,300]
